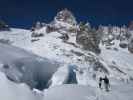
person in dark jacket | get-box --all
[103,75,110,91]
[99,77,103,89]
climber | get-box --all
[99,77,103,89]
[103,75,110,91]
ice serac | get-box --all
[0,43,60,90]
[66,65,77,84]
[48,64,78,88]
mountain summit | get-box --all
[54,8,77,25]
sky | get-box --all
[0,0,133,29]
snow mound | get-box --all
[0,71,37,100]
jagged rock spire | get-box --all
[128,21,133,30]
[54,8,77,25]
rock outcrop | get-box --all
[76,22,101,54]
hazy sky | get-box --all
[0,0,133,28]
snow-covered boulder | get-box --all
[119,40,128,48]
[128,38,133,53]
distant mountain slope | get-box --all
[0,19,10,31]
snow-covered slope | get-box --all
[1,23,133,81]
[0,28,100,86]
[44,84,133,100]
[0,26,133,87]
[0,71,37,100]
[0,28,31,49]
[100,42,133,79]
[0,9,133,100]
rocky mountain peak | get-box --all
[128,21,133,30]
[0,19,10,31]
[54,8,77,25]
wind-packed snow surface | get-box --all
[0,71,37,100]
[100,42,133,79]
[44,83,133,100]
